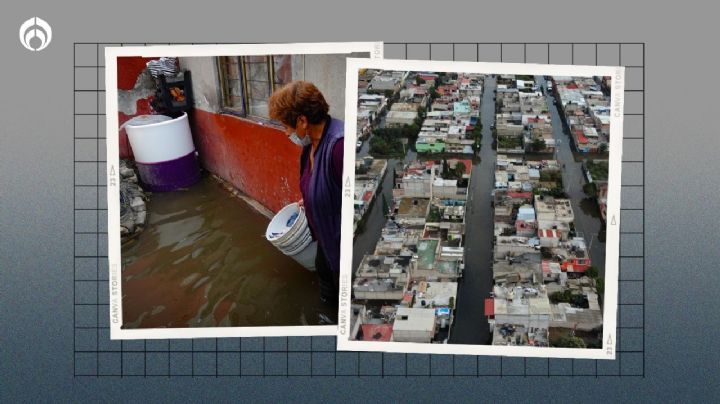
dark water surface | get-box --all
[121,175,335,329]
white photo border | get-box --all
[106,42,384,340]
[337,57,624,360]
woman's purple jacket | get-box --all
[300,117,344,273]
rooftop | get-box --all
[397,197,430,218]
[393,307,436,332]
[356,254,412,278]
[493,260,541,282]
[416,239,439,271]
[353,277,405,293]
[410,281,458,308]
[361,323,393,341]
[386,110,419,120]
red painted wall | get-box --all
[117,57,159,159]
[190,108,302,213]
[118,57,156,91]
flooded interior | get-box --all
[121,174,336,329]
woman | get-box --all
[268,81,344,307]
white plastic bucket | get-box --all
[290,241,318,270]
[124,112,195,164]
[265,203,317,271]
[266,203,305,244]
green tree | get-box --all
[531,137,546,152]
[596,278,605,295]
[583,182,598,198]
[585,266,599,279]
[415,76,426,85]
[417,105,427,119]
[429,86,439,100]
[454,162,467,179]
[598,143,608,154]
[426,205,441,222]
[555,336,587,348]
[437,72,447,84]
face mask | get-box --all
[289,131,311,147]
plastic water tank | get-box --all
[124,112,200,191]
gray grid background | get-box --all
[74,42,644,377]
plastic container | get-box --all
[265,203,317,271]
[123,113,200,192]
[124,113,194,163]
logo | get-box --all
[19,17,52,51]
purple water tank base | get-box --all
[136,151,201,192]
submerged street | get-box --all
[449,76,496,345]
[537,75,607,275]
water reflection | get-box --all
[580,197,601,218]
[121,175,336,329]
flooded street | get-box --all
[121,175,336,329]
[449,76,497,345]
[537,75,607,275]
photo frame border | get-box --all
[105,42,384,340]
[337,57,624,360]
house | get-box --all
[487,285,551,347]
[386,110,418,127]
[353,276,408,300]
[356,254,411,280]
[494,203,514,224]
[360,323,393,342]
[395,197,431,226]
[494,236,539,259]
[433,178,469,200]
[392,307,436,343]
[534,195,574,224]
[410,281,458,309]
[541,260,564,283]
[516,219,537,237]
[493,260,541,284]
[537,228,561,247]
[391,102,419,112]
[369,74,398,92]
[393,161,434,198]
[415,138,445,153]
[550,290,603,332]
[453,100,472,118]
[506,191,533,205]
[517,204,536,222]
[550,237,592,273]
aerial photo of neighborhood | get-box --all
[348,69,613,349]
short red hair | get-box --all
[268,81,330,127]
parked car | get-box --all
[356,140,363,152]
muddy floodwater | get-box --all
[121,175,336,329]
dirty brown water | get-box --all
[121,175,336,329]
